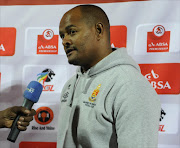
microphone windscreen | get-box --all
[23,81,43,103]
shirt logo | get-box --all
[89,84,101,102]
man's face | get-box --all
[59,9,98,69]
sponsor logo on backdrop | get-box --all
[147,25,170,52]
[37,68,55,91]
[145,69,171,90]
[20,142,56,148]
[0,27,16,56]
[33,107,55,131]
[37,29,59,54]
[110,26,127,48]
[139,63,180,94]
[158,104,179,134]
[159,108,166,132]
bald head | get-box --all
[77,5,109,29]
[64,4,110,39]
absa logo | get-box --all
[139,63,180,94]
[145,69,171,90]
[110,26,127,48]
[0,27,16,56]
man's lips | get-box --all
[66,48,76,56]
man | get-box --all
[58,4,160,148]
[0,106,36,131]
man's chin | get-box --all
[68,58,79,66]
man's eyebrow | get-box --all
[59,25,76,35]
[65,25,76,30]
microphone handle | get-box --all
[7,98,34,143]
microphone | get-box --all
[7,81,43,143]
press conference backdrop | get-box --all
[0,0,179,147]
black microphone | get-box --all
[7,81,43,143]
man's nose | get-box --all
[62,36,72,47]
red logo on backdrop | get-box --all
[159,108,166,132]
[37,29,59,54]
[0,27,16,56]
[19,142,56,148]
[110,26,127,48]
[139,63,180,94]
[34,107,54,125]
[147,25,170,52]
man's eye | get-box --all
[70,30,76,34]
[60,34,64,39]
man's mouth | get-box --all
[66,48,76,56]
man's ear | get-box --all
[95,23,104,40]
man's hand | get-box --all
[0,106,36,131]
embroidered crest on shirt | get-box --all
[61,84,71,102]
[89,84,101,102]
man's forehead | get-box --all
[59,8,83,28]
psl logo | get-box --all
[145,70,171,90]
[147,25,170,52]
[37,69,55,91]
[159,108,166,132]
[37,29,59,54]
[43,29,54,40]
[153,25,165,37]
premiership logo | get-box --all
[43,29,54,40]
[37,29,59,54]
[89,84,101,102]
[147,25,170,52]
[153,25,165,37]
